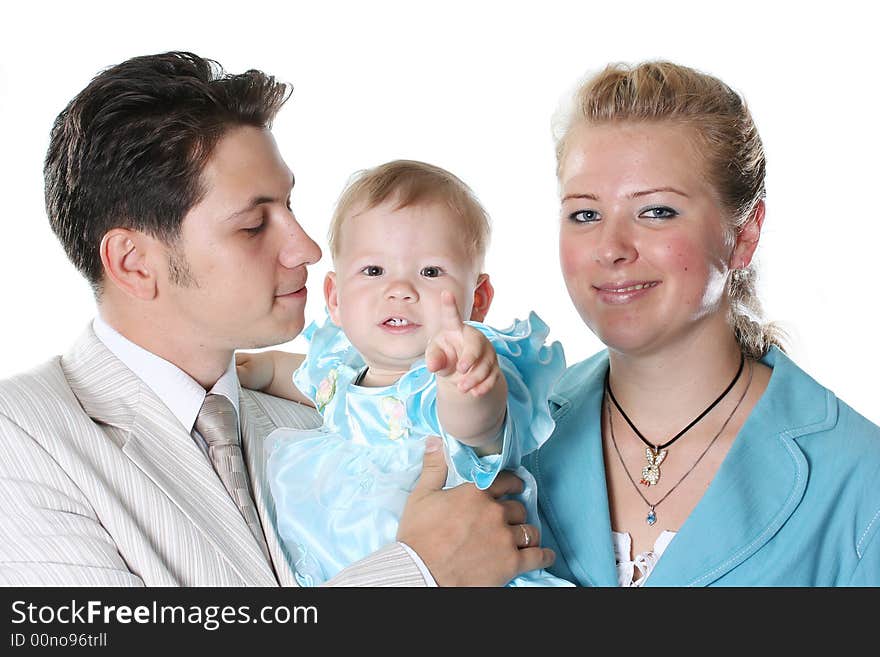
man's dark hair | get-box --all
[44,51,291,293]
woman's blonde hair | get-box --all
[555,61,785,359]
[328,159,491,269]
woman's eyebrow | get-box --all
[561,192,599,202]
[629,186,690,198]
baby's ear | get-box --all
[469,274,494,322]
[324,272,341,325]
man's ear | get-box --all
[324,271,341,325]
[99,228,158,300]
[730,200,765,270]
[469,273,494,322]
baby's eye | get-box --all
[420,266,442,278]
[568,209,599,223]
[639,206,678,220]
[361,265,384,276]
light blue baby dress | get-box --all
[265,311,573,586]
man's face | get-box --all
[158,126,321,352]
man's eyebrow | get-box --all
[224,174,295,221]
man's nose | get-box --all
[278,211,322,268]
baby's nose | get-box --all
[385,280,418,301]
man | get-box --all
[0,52,553,586]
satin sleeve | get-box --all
[418,311,566,489]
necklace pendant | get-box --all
[640,447,667,486]
[646,507,657,525]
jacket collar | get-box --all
[62,324,279,586]
[536,346,835,586]
[531,352,618,586]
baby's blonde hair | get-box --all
[555,61,785,359]
[328,159,491,269]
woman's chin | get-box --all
[593,327,661,358]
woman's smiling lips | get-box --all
[593,280,661,304]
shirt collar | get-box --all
[92,315,240,433]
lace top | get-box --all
[613,530,677,587]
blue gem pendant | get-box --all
[646,507,657,525]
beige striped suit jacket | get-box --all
[0,326,428,586]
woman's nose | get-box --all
[593,218,637,267]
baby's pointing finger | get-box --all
[438,290,464,332]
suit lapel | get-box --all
[646,347,827,586]
[64,326,277,586]
[240,392,299,587]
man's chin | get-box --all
[236,321,305,351]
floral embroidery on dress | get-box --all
[380,396,409,441]
[315,369,338,413]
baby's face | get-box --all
[325,200,485,376]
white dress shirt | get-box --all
[92,316,436,586]
[93,316,239,453]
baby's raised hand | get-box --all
[425,291,501,396]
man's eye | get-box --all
[568,209,599,223]
[361,265,384,276]
[420,266,442,278]
[243,223,265,235]
[639,206,678,220]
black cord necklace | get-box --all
[605,361,753,526]
[605,351,745,487]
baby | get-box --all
[237,160,571,586]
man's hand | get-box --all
[425,291,502,397]
[397,436,555,586]
[235,351,276,391]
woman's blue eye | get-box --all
[420,266,442,278]
[362,265,383,276]
[640,206,678,220]
[569,209,599,223]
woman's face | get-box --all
[558,121,740,357]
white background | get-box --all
[1,0,878,425]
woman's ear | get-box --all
[730,200,765,269]
[469,273,494,322]
[99,228,158,300]
[324,272,341,325]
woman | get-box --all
[526,61,880,586]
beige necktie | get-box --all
[195,393,272,564]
